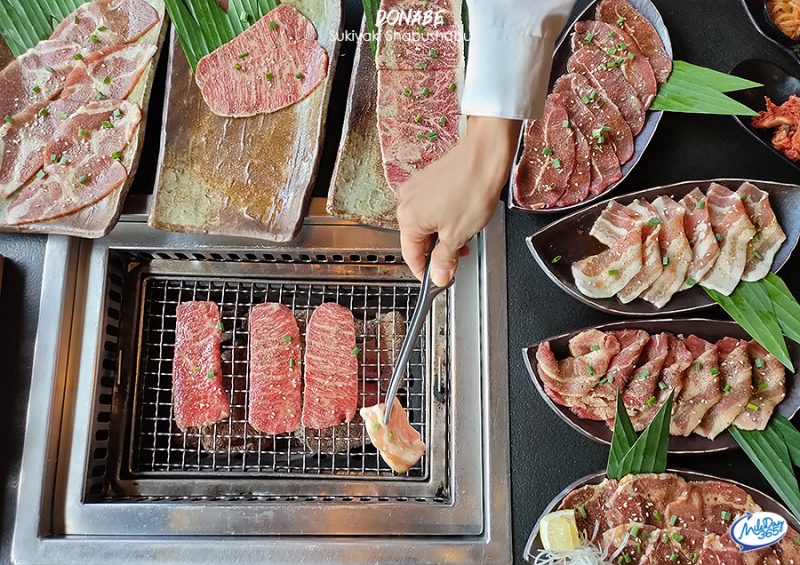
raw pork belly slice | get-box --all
[172,301,230,431]
[51,0,160,54]
[553,73,634,164]
[559,479,619,535]
[595,329,649,401]
[589,201,638,247]
[622,332,668,417]
[195,4,329,118]
[0,39,80,120]
[733,341,786,430]
[568,47,645,134]
[640,196,692,308]
[618,199,664,303]
[248,303,301,435]
[695,338,752,439]
[301,303,359,429]
[377,67,462,192]
[361,398,426,473]
[701,183,757,295]
[679,188,721,283]
[630,334,692,430]
[0,45,155,198]
[5,100,141,224]
[596,0,673,84]
[737,181,787,281]
[665,480,758,536]
[572,21,658,107]
[670,336,721,436]
[573,208,643,298]
[549,90,620,198]
[376,0,463,192]
[514,100,576,209]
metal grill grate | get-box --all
[130,276,428,479]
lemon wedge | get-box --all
[539,509,580,552]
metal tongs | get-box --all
[383,251,453,424]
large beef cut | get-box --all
[301,303,359,429]
[195,4,329,118]
[375,0,465,192]
[172,301,230,431]
[248,303,302,435]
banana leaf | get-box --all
[164,0,278,72]
[0,0,86,57]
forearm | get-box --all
[461,116,521,197]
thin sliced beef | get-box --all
[732,341,786,430]
[695,338,752,439]
[573,208,643,298]
[553,100,592,207]
[301,303,359,429]
[248,303,302,435]
[378,67,461,192]
[602,524,655,564]
[553,73,634,164]
[679,188,721,283]
[596,0,673,84]
[0,44,155,197]
[622,332,668,418]
[195,5,329,117]
[361,398,426,473]
[701,183,758,296]
[670,336,721,436]
[568,47,645,134]
[737,181,787,281]
[595,329,649,402]
[572,20,658,107]
[5,100,141,225]
[619,199,664,303]
[606,473,687,527]
[514,99,576,209]
[630,334,692,430]
[549,89,621,197]
[172,301,230,431]
[640,196,693,308]
[0,39,80,121]
[559,478,619,536]
[51,0,160,54]
[665,481,758,536]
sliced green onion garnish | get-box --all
[755,358,765,368]
[608,269,620,276]
[78,174,89,184]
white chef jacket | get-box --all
[461,0,577,121]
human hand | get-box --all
[396,116,521,286]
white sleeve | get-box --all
[460,0,576,120]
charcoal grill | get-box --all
[12,199,511,563]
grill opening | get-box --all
[91,251,450,503]
[130,276,428,478]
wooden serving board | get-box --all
[326,20,399,230]
[149,0,342,243]
[0,0,168,238]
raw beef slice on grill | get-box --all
[172,301,230,431]
[596,0,673,84]
[5,99,142,225]
[301,303,359,429]
[377,67,462,192]
[248,303,301,435]
[514,99,576,209]
[195,4,329,118]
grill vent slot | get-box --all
[127,251,404,264]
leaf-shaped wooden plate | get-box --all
[729,59,800,173]
[523,318,800,455]
[739,0,800,64]
[508,0,672,213]
[523,467,800,563]
[527,178,800,316]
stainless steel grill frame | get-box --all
[13,200,512,564]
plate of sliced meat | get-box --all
[729,58,800,172]
[0,0,167,237]
[528,179,800,316]
[510,0,672,212]
[524,319,800,454]
[524,469,800,563]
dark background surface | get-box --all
[0,0,799,563]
